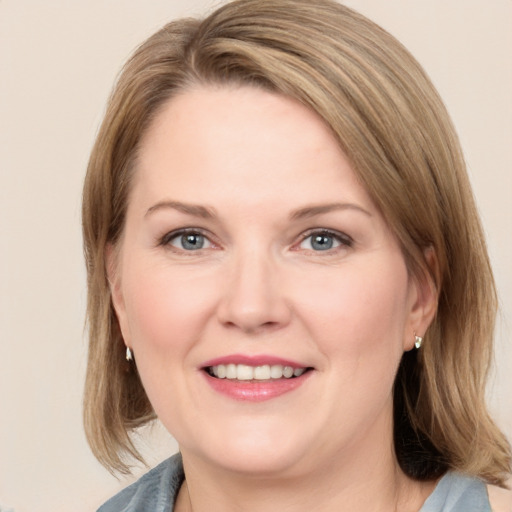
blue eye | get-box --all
[179,233,206,250]
[299,231,350,251]
[164,231,212,251]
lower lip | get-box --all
[203,371,312,402]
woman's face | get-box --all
[110,86,431,478]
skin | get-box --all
[109,85,438,511]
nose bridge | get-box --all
[217,242,290,332]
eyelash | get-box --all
[296,229,353,253]
[158,228,353,254]
[158,228,216,252]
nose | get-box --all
[216,248,292,334]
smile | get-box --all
[206,364,307,381]
[201,356,314,401]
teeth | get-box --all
[283,366,294,378]
[254,365,270,380]
[270,365,283,379]
[226,364,237,379]
[209,364,306,380]
[237,364,253,380]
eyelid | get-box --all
[295,228,354,251]
[156,227,352,253]
[158,227,218,250]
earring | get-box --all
[414,335,423,349]
[126,346,133,361]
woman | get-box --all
[82,1,511,510]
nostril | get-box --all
[221,319,283,335]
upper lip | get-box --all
[201,354,309,369]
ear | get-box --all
[403,246,440,351]
[105,243,131,346]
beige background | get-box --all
[1,1,510,511]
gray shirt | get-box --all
[97,453,491,511]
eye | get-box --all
[299,230,352,252]
[161,229,213,251]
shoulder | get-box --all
[97,453,184,512]
[421,472,492,512]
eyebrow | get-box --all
[145,200,215,219]
[290,203,372,220]
[145,200,371,220]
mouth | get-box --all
[205,363,311,381]
[201,356,314,401]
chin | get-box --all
[206,447,308,477]
[180,421,316,477]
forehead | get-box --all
[133,85,373,210]
[139,85,340,168]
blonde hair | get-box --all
[82,0,511,483]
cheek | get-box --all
[297,256,410,364]
[119,262,218,418]
[122,262,214,355]
[297,258,411,432]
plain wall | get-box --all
[1,1,510,510]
